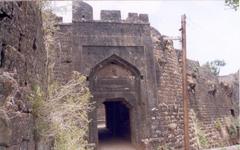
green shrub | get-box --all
[198,132,209,148]
[225,117,240,139]
[215,119,222,131]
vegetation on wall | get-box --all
[191,109,209,149]
[213,117,240,145]
[29,72,93,150]
[40,0,59,88]
[197,131,209,149]
[204,59,226,76]
[225,117,240,140]
[214,118,222,131]
[27,2,94,150]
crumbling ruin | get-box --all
[0,1,46,150]
[0,1,239,150]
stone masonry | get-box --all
[0,1,239,150]
[0,1,46,150]
[54,1,185,149]
[53,1,239,149]
[187,60,239,149]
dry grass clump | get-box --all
[30,71,93,150]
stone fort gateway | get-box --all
[0,1,239,150]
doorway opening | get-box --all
[97,100,131,145]
[230,109,235,117]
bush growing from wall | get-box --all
[28,2,94,149]
[29,71,93,150]
[215,118,222,131]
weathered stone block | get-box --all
[0,110,11,147]
[72,1,93,22]
[139,14,149,23]
[0,75,15,106]
[9,113,34,145]
[101,10,121,21]
[126,13,138,22]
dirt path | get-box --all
[98,128,136,150]
[99,139,136,150]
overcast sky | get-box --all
[51,0,240,75]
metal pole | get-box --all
[181,14,190,150]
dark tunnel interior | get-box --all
[98,100,131,143]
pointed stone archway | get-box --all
[88,54,144,149]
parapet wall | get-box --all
[72,1,149,24]
[100,10,149,23]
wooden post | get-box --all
[181,14,190,150]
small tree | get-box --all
[204,59,226,76]
[225,0,239,11]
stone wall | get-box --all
[187,60,239,149]
[0,1,46,150]
[150,27,198,149]
[48,1,239,150]
[0,1,46,87]
[1,1,239,150]
[72,15,157,149]
[54,7,194,148]
[53,2,169,149]
[53,23,73,83]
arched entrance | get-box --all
[98,99,132,146]
[88,54,142,148]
